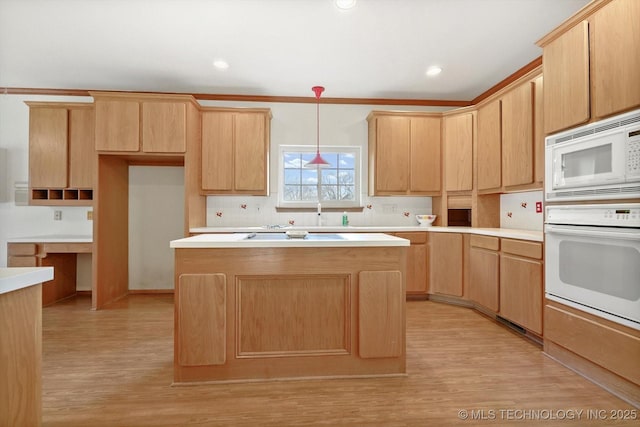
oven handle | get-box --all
[545,224,640,240]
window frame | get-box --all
[277,145,361,209]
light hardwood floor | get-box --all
[42,295,638,426]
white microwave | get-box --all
[545,108,640,202]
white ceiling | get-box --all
[0,0,590,102]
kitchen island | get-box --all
[170,233,408,384]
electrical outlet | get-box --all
[87,210,93,220]
[54,210,62,221]
[536,202,543,213]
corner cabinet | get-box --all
[429,232,464,297]
[201,108,271,195]
[476,73,544,193]
[539,0,640,134]
[91,92,200,154]
[367,112,441,196]
[26,102,95,205]
[390,232,428,297]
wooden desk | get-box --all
[7,241,92,306]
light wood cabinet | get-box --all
[367,112,441,195]
[469,235,500,312]
[501,81,534,187]
[499,239,543,335]
[26,102,94,205]
[393,232,428,296]
[591,0,640,119]
[92,92,198,154]
[541,21,590,134]
[201,108,271,195]
[443,112,473,192]
[476,100,501,191]
[429,232,463,297]
[539,0,640,134]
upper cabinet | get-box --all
[443,112,473,192]
[476,73,544,193]
[91,92,199,153]
[26,102,95,205]
[367,112,441,196]
[539,0,640,134]
[201,108,271,195]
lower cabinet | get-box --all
[468,235,500,312]
[392,232,428,296]
[429,232,463,297]
[499,239,543,335]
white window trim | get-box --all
[277,145,361,209]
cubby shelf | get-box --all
[30,188,93,206]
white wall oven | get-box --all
[545,204,640,330]
[545,108,640,202]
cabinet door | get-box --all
[374,116,410,193]
[533,76,545,184]
[591,0,640,119]
[68,107,95,189]
[429,233,463,297]
[95,99,140,151]
[29,107,68,188]
[469,247,499,312]
[410,117,441,192]
[201,112,234,191]
[141,101,187,153]
[502,82,534,187]
[543,21,590,134]
[396,232,428,294]
[234,113,268,192]
[500,254,543,334]
[444,113,473,192]
[476,100,501,191]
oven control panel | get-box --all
[546,204,640,227]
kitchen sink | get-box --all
[244,233,345,241]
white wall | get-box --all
[128,166,184,290]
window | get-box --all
[278,145,361,208]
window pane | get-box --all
[283,185,300,201]
[338,170,354,184]
[284,169,300,185]
[340,185,355,200]
[301,153,316,165]
[321,152,338,166]
[321,169,338,184]
[321,185,338,200]
[339,153,355,168]
[301,185,318,200]
[284,153,303,168]
[301,168,318,185]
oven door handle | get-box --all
[545,224,640,240]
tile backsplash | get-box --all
[206,194,433,227]
[499,191,543,231]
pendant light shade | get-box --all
[305,86,331,168]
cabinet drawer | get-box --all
[394,232,427,244]
[501,239,542,259]
[470,235,499,251]
[8,256,38,267]
[8,243,38,256]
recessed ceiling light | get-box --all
[426,66,442,77]
[213,59,229,70]
[335,0,356,10]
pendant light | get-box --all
[304,86,331,168]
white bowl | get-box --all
[416,214,437,226]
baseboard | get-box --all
[427,293,474,308]
[544,340,640,409]
[128,289,175,294]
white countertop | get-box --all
[0,267,54,295]
[7,234,93,243]
[171,232,410,248]
[189,226,543,242]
